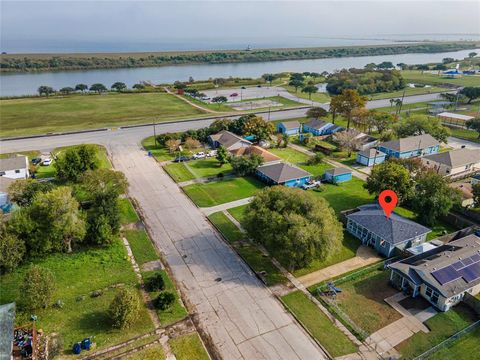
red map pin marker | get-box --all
[379,190,398,219]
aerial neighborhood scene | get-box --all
[1,1,480,359]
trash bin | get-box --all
[148,151,152,157]
[72,343,82,355]
[81,338,91,350]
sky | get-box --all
[1,1,479,53]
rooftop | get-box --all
[230,146,281,163]
[358,148,386,158]
[257,162,311,183]
[209,130,251,149]
[346,204,431,245]
[379,134,439,153]
[325,167,352,176]
[437,112,475,121]
[422,148,480,169]
[279,120,301,129]
[0,156,28,172]
[304,118,328,130]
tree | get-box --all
[290,73,305,82]
[216,146,229,165]
[371,111,395,134]
[394,115,450,143]
[165,139,181,154]
[473,183,480,208]
[469,52,478,58]
[153,292,175,310]
[20,266,56,310]
[109,288,140,329]
[442,57,455,64]
[38,85,54,96]
[377,61,394,69]
[173,81,187,90]
[241,116,274,141]
[364,160,414,204]
[54,144,99,182]
[262,73,276,85]
[184,137,201,150]
[145,272,165,292]
[301,85,318,100]
[209,118,231,133]
[75,84,88,92]
[411,171,462,226]
[333,130,360,157]
[229,154,264,176]
[306,107,328,120]
[111,82,127,91]
[132,83,145,90]
[351,108,371,132]
[283,133,290,147]
[459,87,480,104]
[0,229,25,274]
[90,83,107,93]
[288,79,304,93]
[59,87,74,94]
[329,89,367,129]
[307,152,324,165]
[211,96,228,107]
[8,179,54,206]
[466,118,480,138]
[244,187,343,270]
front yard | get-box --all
[169,333,210,360]
[164,158,233,183]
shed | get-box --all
[356,148,386,166]
[277,121,301,135]
[437,112,474,127]
[324,167,352,183]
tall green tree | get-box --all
[54,144,99,182]
[60,87,74,94]
[288,79,304,93]
[38,85,54,96]
[90,83,107,93]
[0,228,25,274]
[20,266,56,310]
[306,107,328,120]
[466,118,480,138]
[111,82,127,91]
[261,73,277,85]
[329,89,367,129]
[8,179,54,206]
[301,85,318,100]
[459,87,480,103]
[241,116,274,141]
[109,287,140,329]
[229,154,264,176]
[216,146,229,166]
[394,115,450,143]
[75,83,88,92]
[243,187,343,270]
[473,183,480,208]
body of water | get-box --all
[1,48,478,97]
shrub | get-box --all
[154,292,175,310]
[0,230,25,274]
[109,288,141,329]
[20,266,56,310]
[145,273,165,292]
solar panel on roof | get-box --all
[470,254,480,263]
[431,266,462,285]
[462,257,474,266]
[452,261,464,270]
[459,262,480,283]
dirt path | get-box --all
[163,87,221,114]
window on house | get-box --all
[15,169,20,173]
[0,172,5,176]
[426,287,432,297]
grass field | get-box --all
[164,157,233,183]
[396,304,479,358]
[183,177,264,207]
[0,92,209,137]
[119,198,140,225]
[124,229,159,266]
[142,137,177,162]
[448,127,480,143]
[401,70,480,87]
[124,344,165,360]
[428,326,480,360]
[0,239,154,354]
[163,163,196,182]
[367,86,448,100]
[284,86,331,103]
[228,204,248,224]
[281,291,357,357]
[268,147,332,177]
[169,333,210,360]
[208,212,245,243]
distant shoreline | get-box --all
[1,41,478,74]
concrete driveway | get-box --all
[447,136,480,150]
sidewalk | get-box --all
[200,197,253,215]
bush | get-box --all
[109,288,141,329]
[20,266,56,310]
[153,291,175,310]
[145,273,165,292]
[0,230,25,274]
[307,153,324,165]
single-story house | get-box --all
[343,129,378,151]
[302,119,344,136]
[208,130,252,151]
[256,162,312,187]
[324,167,352,183]
[437,112,474,127]
[422,148,480,178]
[230,145,281,164]
[377,134,440,159]
[0,156,29,180]
[277,121,301,136]
[388,234,480,311]
[356,148,387,166]
[0,177,15,207]
[346,204,431,257]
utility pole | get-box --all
[268,105,271,121]
[398,89,406,114]
[153,117,157,147]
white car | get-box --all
[192,152,206,160]
[42,158,52,166]
[302,180,321,190]
[206,150,217,157]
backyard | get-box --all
[268,147,333,177]
[427,326,480,360]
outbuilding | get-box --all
[277,121,301,135]
[356,148,387,166]
[323,167,352,183]
[256,162,312,187]
[302,119,343,136]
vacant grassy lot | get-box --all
[119,198,140,225]
[401,70,480,87]
[0,240,153,354]
[0,92,208,137]
[142,137,177,162]
[284,85,331,103]
[169,333,210,360]
[142,270,188,326]
[428,326,480,360]
[124,229,159,266]
[183,177,264,207]
[208,212,245,243]
[281,291,357,357]
[164,158,233,182]
[163,163,196,182]
[268,147,332,177]
[396,304,479,358]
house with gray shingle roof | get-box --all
[208,130,252,151]
[346,204,431,257]
[256,162,312,187]
[378,134,440,159]
[324,167,352,183]
[277,121,301,135]
[388,234,480,311]
[422,148,480,178]
[302,119,344,136]
[0,155,29,180]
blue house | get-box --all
[378,134,440,159]
[346,204,431,257]
[256,162,312,187]
[277,121,301,136]
[303,119,344,136]
[324,167,352,183]
[356,148,387,166]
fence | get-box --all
[413,320,480,360]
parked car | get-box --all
[201,97,210,101]
[301,180,321,190]
[241,86,246,89]
[206,150,217,157]
[192,152,206,159]
[42,158,52,166]
[173,156,191,163]
[230,93,238,97]
[257,85,262,88]
[31,158,42,165]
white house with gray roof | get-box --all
[388,234,480,311]
[0,156,29,180]
[208,130,252,151]
[346,204,431,257]
[422,148,480,178]
[378,134,440,159]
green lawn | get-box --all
[163,163,196,182]
[142,270,188,326]
[0,239,153,354]
[396,304,479,358]
[142,137,176,162]
[208,212,245,243]
[0,150,40,159]
[35,162,55,179]
[0,92,208,137]
[186,157,233,178]
[183,177,264,207]
[124,229,159,266]
[401,70,480,87]
[119,198,140,225]
[169,333,210,360]
[228,204,248,224]
[124,344,165,360]
[448,127,480,143]
[284,86,331,103]
[367,86,448,100]
[268,147,332,177]
[428,326,480,360]
[281,291,357,357]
